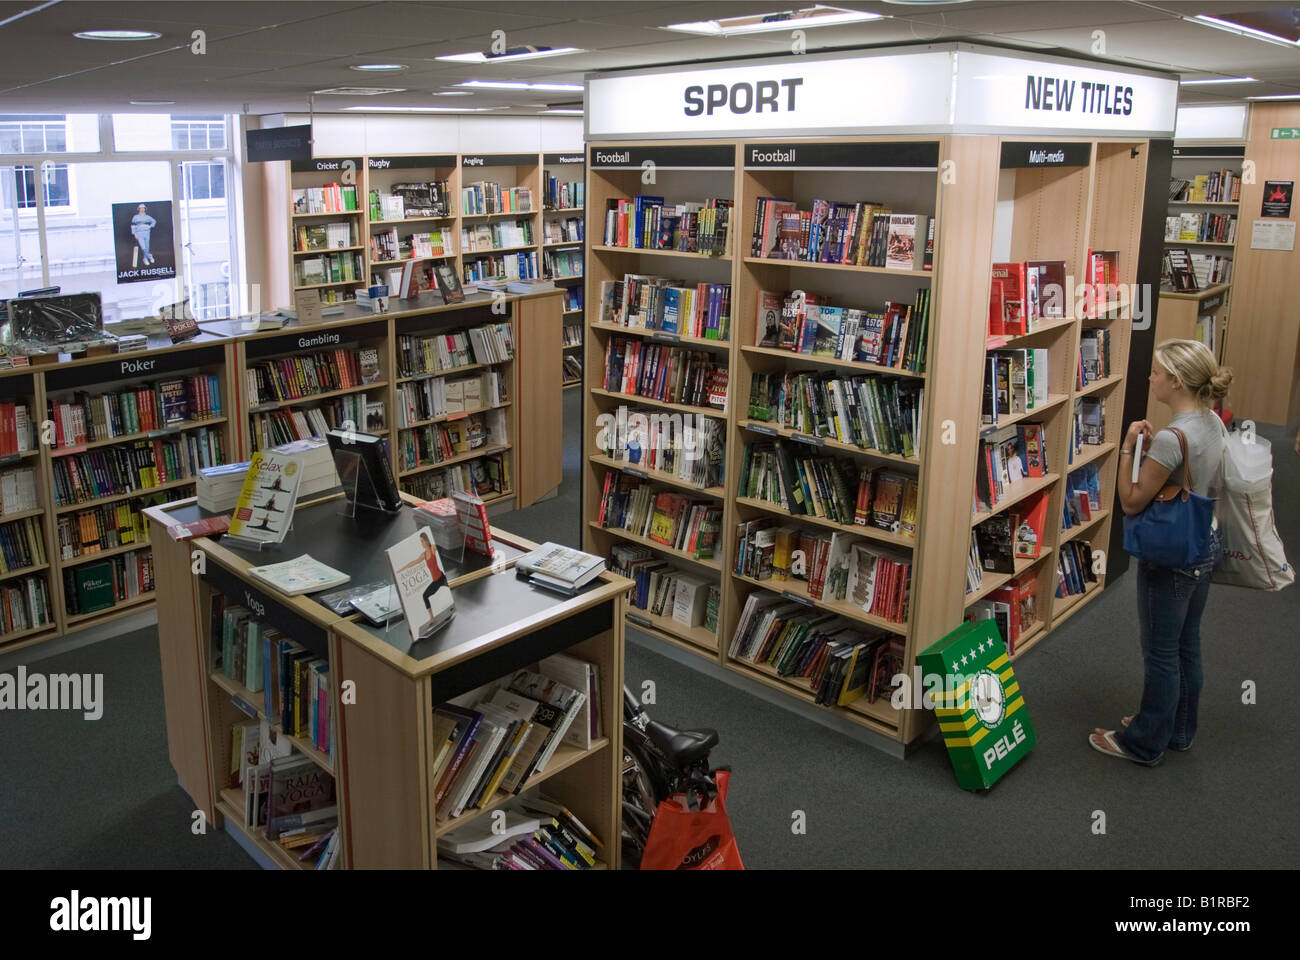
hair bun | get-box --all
[1208,366,1233,401]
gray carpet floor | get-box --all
[2,388,1296,868]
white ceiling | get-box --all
[0,1,1297,116]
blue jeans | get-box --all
[1116,528,1222,764]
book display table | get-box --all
[145,493,627,869]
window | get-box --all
[184,161,225,201]
[195,281,230,321]
[0,116,65,153]
[0,115,98,153]
[171,118,226,151]
[14,164,69,208]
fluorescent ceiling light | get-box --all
[350,63,407,72]
[437,46,583,64]
[1247,94,1300,100]
[431,91,474,97]
[458,81,583,92]
[1180,77,1257,85]
[314,87,405,96]
[663,5,883,35]
[74,29,160,40]
[129,99,175,105]
[341,106,501,112]
[542,108,583,115]
[1188,15,1300,47]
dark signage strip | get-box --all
[745,141,940,169]
[544,153,586,165]
[1172,145,1246,159]
[290,156,363,173]
[1000,142,1093,169]
[589,144,735,169]
[202,556,329,658]
[461,154,537,168]
[44,344,224,392]
[368,155,456,170]
[244,320,385,361]
[246,124,312,164]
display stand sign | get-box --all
[917,619,1036,791]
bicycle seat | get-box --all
[644,718,718,768]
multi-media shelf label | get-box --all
[368,155,456,170]
[43,345,225,391]
[998,141,1093,169]
[200,553,328,657]
[743,141,940,170]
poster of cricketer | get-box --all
[112,199,176,284]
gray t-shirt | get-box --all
[1147,408,1224,498]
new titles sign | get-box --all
[917,618,1037,791]
[586,44,1178,140]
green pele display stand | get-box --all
[918,621,1036,791]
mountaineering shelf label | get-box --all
[916,619,1036,791]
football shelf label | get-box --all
[917,619,1036,791]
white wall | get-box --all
[266,113,584,155]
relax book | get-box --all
[227,450,302,545]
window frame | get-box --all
[0,113,241,319]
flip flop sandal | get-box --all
[1089,729,1158,765]
[1120,716,1193,751]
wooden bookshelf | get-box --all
[286,157,367,306]
[580,133,1145,746]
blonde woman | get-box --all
[1090,339,1232,764]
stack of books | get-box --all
[197,461,249,512]
[272,437,339,498]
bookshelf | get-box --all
[146,494,630,869]
[288,157,368,305]
[1150,143,1243,431]
[581,134,1150,746]
[583,143,739,659]
[459,154,542,285]
[365,154,459,297]
[41,341,237,638]
[0,370,57,652]
[545,153,587,388]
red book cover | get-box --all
[992,262,1026,336]
[987,278,1006,338]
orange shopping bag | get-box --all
[639,770,743,870]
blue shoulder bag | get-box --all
[1122,427,1216,568]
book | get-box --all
[266,754,336,840]
[248,554,349,596]
[387,527,455,640]
[227,450,302,545]
[73,561,116,614]
[515,542,605,591]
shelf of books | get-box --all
[1158,143,1242,382]
[391,304,516,506]
[459,154,542,286]
[365,154,458,298]
[288,157,368,305]
[583,143,739,659]
[728,138,938,739]
[200,566,345,869]
[582,135,1142,745]
[545,154,587,387]
[43,343,236,636]
[237,319,388,457]
[0,370,57,652]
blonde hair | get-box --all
[1153,339,1233,406]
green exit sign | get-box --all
[1271,128,1300,139]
